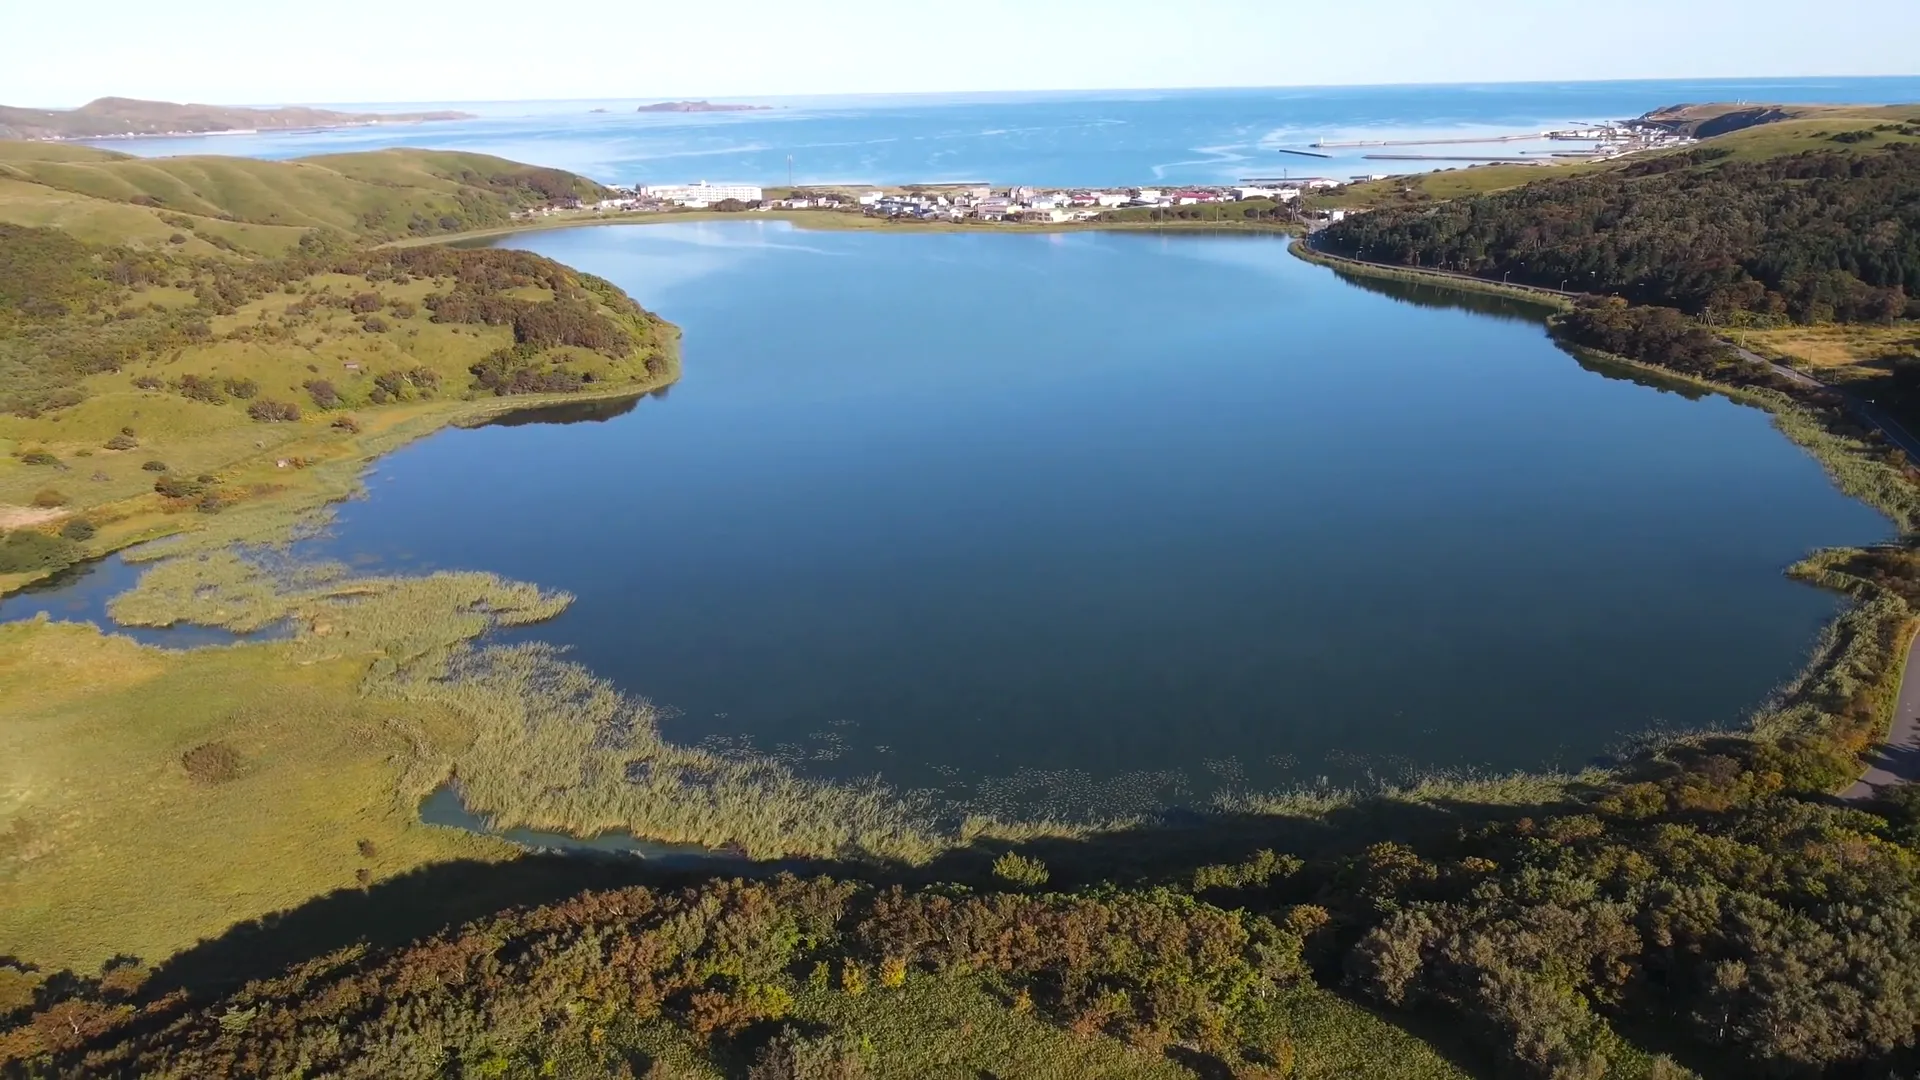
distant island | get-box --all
[635,100,770,113]
[0,96,474,141]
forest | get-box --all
[1318,145,1920,324]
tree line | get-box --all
[1319,145,1920,324]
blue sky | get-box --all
[5,0,1916,106]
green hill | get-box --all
[0,143,609,252]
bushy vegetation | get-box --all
[0,528,80,573]
[14,715,1920,1079]
[1554,300,1762,380]
[0,875,1315,1078]
[1321,145,1920,323]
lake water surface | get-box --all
[5,223,1890,811]
[290,225,1898,803]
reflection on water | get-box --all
[1331,269,1714,399]
[419,785,745,865]
[478,391,654,429]
[1330,268,1563,323]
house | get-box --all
[1094,192,1128,207]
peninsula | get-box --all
[0,96,473,141]
[635,99,770,112]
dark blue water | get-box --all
[4,224,1891,799]
[88,78,1920,188]
[79,222,1869,798]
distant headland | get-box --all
[635,100,770,113]
[0,97,473,141]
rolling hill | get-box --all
[0,143,611,254]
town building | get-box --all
[637,181,764,204]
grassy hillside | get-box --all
[1325,102,1920,209]
[0,230,675,592]
[0,142,609,250]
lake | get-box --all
[5,222,1890,813]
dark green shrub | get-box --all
[59,519,96,542]
[304,380,340,408]
[104,433,138,450]
[247,400,301,422]
[17,450,60,466]
[141,460,169,472]
[172,374,225,404]
[153,475,206,499]
[180,741,242,784]
[0,530,79,573]
[991,852,1050,888]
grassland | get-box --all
[0,616,513,970]
[0,141,607,255]
[1737,321,1920,370]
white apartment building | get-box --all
[639,181,764,204]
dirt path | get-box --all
[0,505,67,530]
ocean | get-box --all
[84,76,1920,188]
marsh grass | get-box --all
[0,617,511,971]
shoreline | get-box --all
[0,336,682,600]
[395,208,1303,248]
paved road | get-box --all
[1843,623,1920,801]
